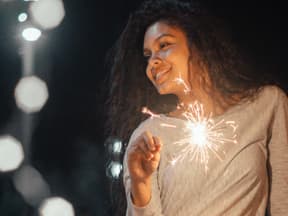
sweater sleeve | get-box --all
[267,88,288,215]
[123,125,164,216]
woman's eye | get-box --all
[159,42,170,49]
[143,54,150,61]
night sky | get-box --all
[0,1,287,216]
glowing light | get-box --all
[170,101,238,171]
[30,0,65,29]
[174,77,191,94]
[39,197,74,216]
[142,107,176,128]
[140,93,238,171]
[14,76,49,113]
[13,165,50,206]
[106,161,122,179]
[22,27,42,41]
[0,135,24,172]
[18,13,28,22]
[112,140,122,153]
[142,107,160,118]
[186,121,208,146]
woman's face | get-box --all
[143,21,192,97]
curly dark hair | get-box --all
[105,0,274,215]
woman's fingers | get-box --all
[153,136,162,151]
[138,140,153,160]
[130,131,162,161]
[143,131,156,151]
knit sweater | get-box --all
[123,85,288,216]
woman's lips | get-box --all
[154,69,170,84]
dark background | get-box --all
[0,0,287,216]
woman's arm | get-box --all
[123,129,164,216]
[267,88,288,215]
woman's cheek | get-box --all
[146,68,153,83]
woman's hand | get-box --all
[127,131,162,182]
[126,131,162,206]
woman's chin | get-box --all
[156,84,171,95]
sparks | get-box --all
[141,107,160,118]
[142,107,177,128]
[170,101,238,172]
[174,77,191,94]
[141,101,238,172]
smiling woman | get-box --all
[143,22,191,96]
[106,0,288,215]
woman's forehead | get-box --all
[143,22,185,46]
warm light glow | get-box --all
[141,101,238,172]
[14,76,49,113]
[22,27,42,41]
[0,135,24,172]
[186,121,208,147]
[171,102,238,171]
[39,197,74,216]
[13,165,50,206]
[30,0,65,29]
[18,13,28,22]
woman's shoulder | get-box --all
[260,85,286,96]
[243,85,288,117]
[222,85,287,119]
[257,85,287,104]
[128,115,165,142]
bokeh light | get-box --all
[112,140,122,153]
[30,0,65,30]
[22,27,42,41]
[18,13,28,22]
[13,165,50,206]
[106,161,122,179]
[106,137,123,154]
[0,135,24,172]
[39,197,75,216]
[14,75,49,113]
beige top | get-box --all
[124,85,288,216]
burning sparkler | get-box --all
[142,101,238,172]
[174,77,191,94]
[170,101,238,172]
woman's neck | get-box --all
[169,90,228,119]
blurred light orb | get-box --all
[39,197,75,216]
[107,161,122,179]
[22,27,41,41]
[30,0,65,29]
[18,13,28,22]
[112,140,122,153]
[0,135,24,172]
[15,76,49,113]
[14,165,50,206]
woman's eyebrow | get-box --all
[143,33,176,52]
[155,33,176,41]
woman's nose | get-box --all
[148,54,162,67]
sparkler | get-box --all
[142,102,238,172]
[170,101,238,172]
[142,77,238,172]
[174,77,191,94]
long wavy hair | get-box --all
[105,0,274,215]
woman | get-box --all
[106,0,288,215]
